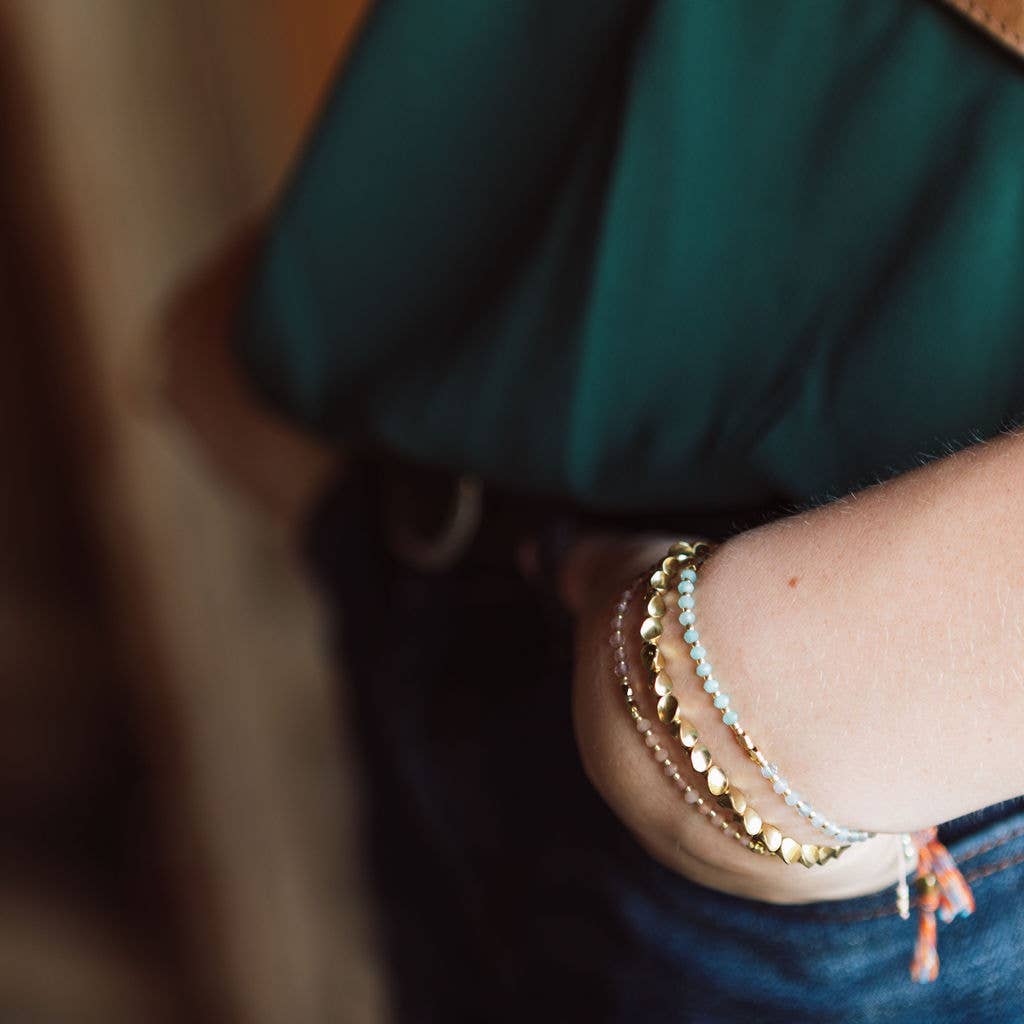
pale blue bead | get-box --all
[678,594,695,609]
[678,611,695,625]
[772,779,787,794]
[784,792,799,806]
[689,645,706,660]
[722,710,739,726]
[712,693,729,708]
[760,766,773,779]
[683,628,699,643]
[798,803,812,817]
[702,679,719,693]
[810,813,822,826]
[681,568,697,582]
[677,580,694,595]
[696,663,712,677]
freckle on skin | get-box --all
[788,576,799,588]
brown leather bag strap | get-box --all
[939,0,1024,60]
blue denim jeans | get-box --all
[306,471,1024,1023]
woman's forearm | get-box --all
[573,427,1024,901]
[689,426,1024,836]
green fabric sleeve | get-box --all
[235,1,1024,514]
[235,0,641,437]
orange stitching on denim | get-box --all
[954,822,1024,863]
[962,848,1024,886]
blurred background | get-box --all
[1,1,384,1020]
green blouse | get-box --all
[236,0,1024,515]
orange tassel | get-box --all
[908,827,975,983]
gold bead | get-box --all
[690,746,712,773]
[759,823,782,853]
[742,807,763,837]
[640,642,663,673]
[650,570,670,590]
[727,788,748,815]
[668,541,694,556]
[661,556,678,575]
[646,593,666,618]
[653,671,673,696]
[640,617,663,641]
[818,846,836,864]
[707,765,729,796]
[677,719,699,749]
[800,844,819,868]
[656,694,679,725]
[779,837,802,864]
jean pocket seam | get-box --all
[952,821,1024,864]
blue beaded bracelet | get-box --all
[673,552,873,846]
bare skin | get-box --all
[164,228,1024,906]
[566,434,1024,902]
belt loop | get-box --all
[386,472,484,572]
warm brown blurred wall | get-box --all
[3,1,380,1021]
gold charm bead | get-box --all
[760,823,783,853]
[690,746,712,774]
[779,837,803,864]
[649,570,670,590]
[800,844,820,868]
[656,694,679,725]
[647,593,666,618]
[742,806,763,837]
[653,672,674,697]
[727,788,748,815]
[707,765,729,796]
[677,720,700,749]
[640,616,663,642]
[640,643,663,674]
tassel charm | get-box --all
[906,827,975,984]
[911,873,940,983]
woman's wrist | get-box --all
[577,429,1024,904]
[631,533,904,901]
[577,536,905,905]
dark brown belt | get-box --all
[369,449,579,577]
[302,447,777,608]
